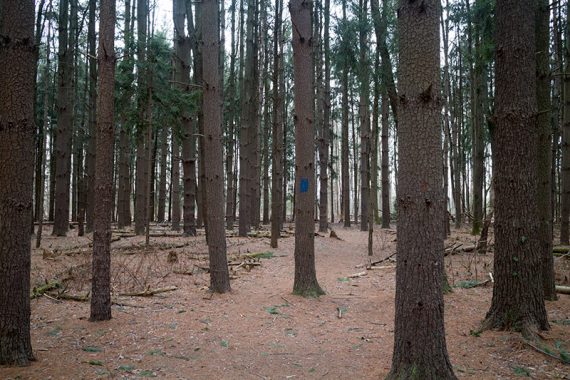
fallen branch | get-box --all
[556,285,570,295]
[370,252,396,266]
[553,245,570,254]
[347,271,367,278]
[524,340,570,364]
[119,286,178,297]
[368,265,396,270]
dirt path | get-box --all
[1,224,569,379]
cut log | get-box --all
[553,246,570,253]
[555,285,570,295]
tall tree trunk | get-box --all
[387,1,456,378]
[53,0,75,236]
[483,0,549,337]
[340,0,350,227]
[225,0,238,230]
[358,0,370,232]
[561,1,570,245]
[84,0,97,233]
[134,0,148,235]
[0,0,36,366]
[270,0,283,248]
[181,0,197,236]
[36,17,53,247]
[238,0,258,236]
[156,127,168,223]
[202,0,231,292]
[290,0,324,297]
[171,135,181,230]
[90,0,116,322]
[117,0,132,230]
[536,0,556,300]
[381,91,391,228]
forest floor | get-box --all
[1,223,569,379]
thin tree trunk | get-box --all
[270,0,283,248]
[340,0,350,227]
[381,91,390,228]
[536,0,556,300]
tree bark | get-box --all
[290,0,324,298]
[202,0,231,293]
[536,0,556,300]
[90,0,116,322]
[340,0,350,227]
[134,0,148,235]
[53,0,74,236]
[358,0,370,232]
[381,91,390,228]
[483,0,549,337]
[270,0,283,248]
[0,0,36,366]
[561,1,570,245]
[387,1,456,378]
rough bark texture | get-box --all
[290,0,324,298]
[53,0,73,236]
[387,1,456,379]
[483,0,549,336]
[381,91,391,228]
[171,135,181,230]
[561,1,570,245]
[85,0,97,233]
[358,0,370,232]
[202,0,231,293]
[238,0,258,236]
[536,0,556,300]
[134,0,148,235]
[90,0,116,322]
[340,0,350,227]
[0,0,36,366]
[270,0,283,248]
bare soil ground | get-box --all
[1,223,569,379]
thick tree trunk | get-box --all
[483,0,549,337]
[90,0,116,322]
[202,0,231,292]
[0,0,36,366]
[290,0,324,298]
[340,0,350,227]
[387,1,456,378]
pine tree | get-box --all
[0,0,37,366]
